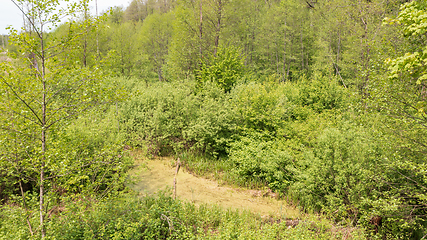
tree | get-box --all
[0,0,125,237]
[106,20,141,77]
[168,0,230,79]
[255,0,315,80]
[312,0,398,92]
[221,0,262,67]
[138,12,174,81]
[196,46,245,92]
[124,0,175,22]
[369,0,427,237]
[381,0,427,163]
[167,2,200,78]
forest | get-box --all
[0,0,426,239]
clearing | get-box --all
[128,152,300,219]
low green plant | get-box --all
[297,75,347,113]
[231,81,293,135]
[229,134,294,192]
[0,191,367,239]
[290,124,384,226]
[121,81,236,157]
[177,151,233,180]
[196,46,245,93]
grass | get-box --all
[0,191,367,239]
[178,152,231,180]
[128,153,300,218]
[0,148,367,239]
[126,149,368,239]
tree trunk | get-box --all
[83,7,88,67]
[199,0,203,59]
[300,27,304,71]
[283,21,287,81]
[40,23,47,239]
[96,0,99,60]
[214,0,222,56]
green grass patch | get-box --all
[0,192,367,239]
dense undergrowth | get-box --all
[119,75,427,239]
[0,191,366,240]
[2,73,425,239]
[1,0,426,238]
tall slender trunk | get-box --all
[83,37,87,67]
[40,134,45,238]
[95,0,99,60]
[199,0,203,59]
[40,22,47,239]
[214,0,222,56]
[300,27,304,71]
[158,67,163,81]
[283,21,287,81]
[83,7,88,67]
[360,16,370,97]
[337,29,341,65]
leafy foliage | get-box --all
[0,192,366,239]
[229,136,293,192]
[292,126,381,217]
[121,80,236,157]
[298,76,347,113]
[2,0,427,238]
[197,46,245,93]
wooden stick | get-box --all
[173,158,181,199]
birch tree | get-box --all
[0,0,123,237]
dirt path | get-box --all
[129,156,300,219]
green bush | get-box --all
[229,135,294,192]
[196,46,245,93]
[363,118,427,239]
[47,192,189,240]
[56,106,132,195]
[0,192,367,239]
[183,82,237,156]
[121,81,236,157]
[297,75,347,113]
[291,126,382,221]
[231,81,296,135]
[0,103,131,220]
[121,81,196,155]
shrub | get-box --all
[121,81,236,157]
[297,75,347,113]
[196,46,245,93]
[229,134,294,192]
[1,192,366,239]
[231,81,295,135]
[291,126,382,222]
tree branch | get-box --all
[0,76,43,125]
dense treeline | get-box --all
[85,0,406,88]
[1,0,426,239]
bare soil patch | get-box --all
[128,154,300,219]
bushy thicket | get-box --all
[292,125,383,221]
[196,46,245,93]
[121,80,236,157]
[120,74,426,238]
[0,105,133,236]
[229,135,293,192]
[121,75,347,155]
[0,192,366,240]
[120,75,352,192]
